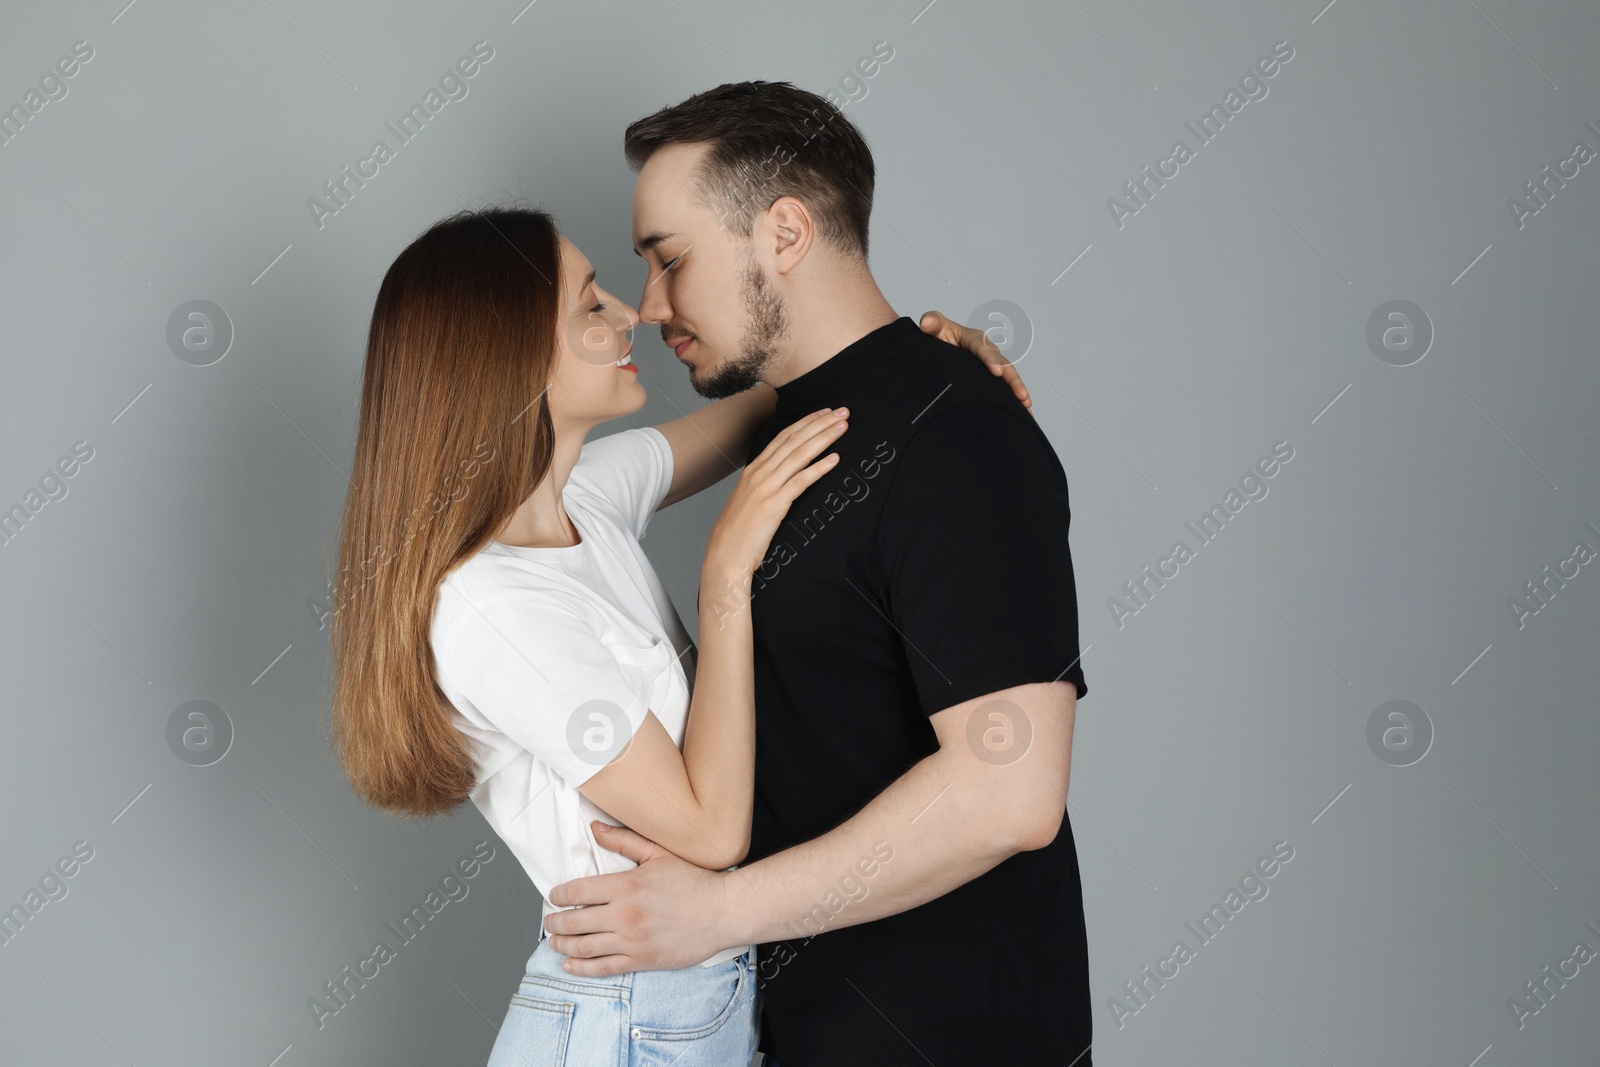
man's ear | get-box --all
[767,196,814,275]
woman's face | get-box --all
[549,235,644,424]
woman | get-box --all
[327,205,1027,1065]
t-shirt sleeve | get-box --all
[875,401,1088,715]
[566,425,674,540]
[440,584,655,787]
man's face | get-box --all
[631,142,790,399]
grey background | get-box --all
[2,0,1597,1063]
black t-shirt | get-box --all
[733,316,1092,1066]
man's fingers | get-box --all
[555,948,635,978]
[547,930,626,960]
[590,820,661,864]
[545,870,622,909]
[543,901,607,936]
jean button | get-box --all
[630,1026,641,1039]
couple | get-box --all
[329,80,1092,1067]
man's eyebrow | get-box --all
[633,231,680,256]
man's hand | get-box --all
[918,310,1032,412]
[542,820,740,976]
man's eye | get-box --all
[662,256,681,272]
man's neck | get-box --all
[764,285,900,390]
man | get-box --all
[545,81,1093,1066]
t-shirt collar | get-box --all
[771,316,919,415]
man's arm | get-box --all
[722,678,1075,945]
[542,678,1074,974]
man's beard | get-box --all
[692,256,789,400]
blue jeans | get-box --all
[485,932,759,1066]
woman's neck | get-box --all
[494,422,589,548]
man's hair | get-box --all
[623,80,874,259]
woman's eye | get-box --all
[590,302,607,313]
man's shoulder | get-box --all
[896,322,1019,385]
[885,328,1035,429]
[874,365,1066,519]
[896,391,1050,469]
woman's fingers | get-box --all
[763,415,847,486]
[750,408,847,476]
[781,451,842,497]
[709,409,847,573]
[918,309,960,345]
[731,412,846,528]
[920,310,1032,411]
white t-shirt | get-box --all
[430,425,752,968]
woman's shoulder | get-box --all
[431,550,592,648]
[565,425,672,539]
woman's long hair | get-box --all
[328,206,562,817]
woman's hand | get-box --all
[918,310,1031,411]
[704,407,848,581]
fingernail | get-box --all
[563,961,573,972]
[832,407,848,416]
[595,823,608,832]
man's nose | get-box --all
[636,280,669,325]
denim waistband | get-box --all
[535,927,753,976]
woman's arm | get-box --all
[651,312,1030,511]
[575,410,850,870]
[653,385,777,510]
[574,562,757,870]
